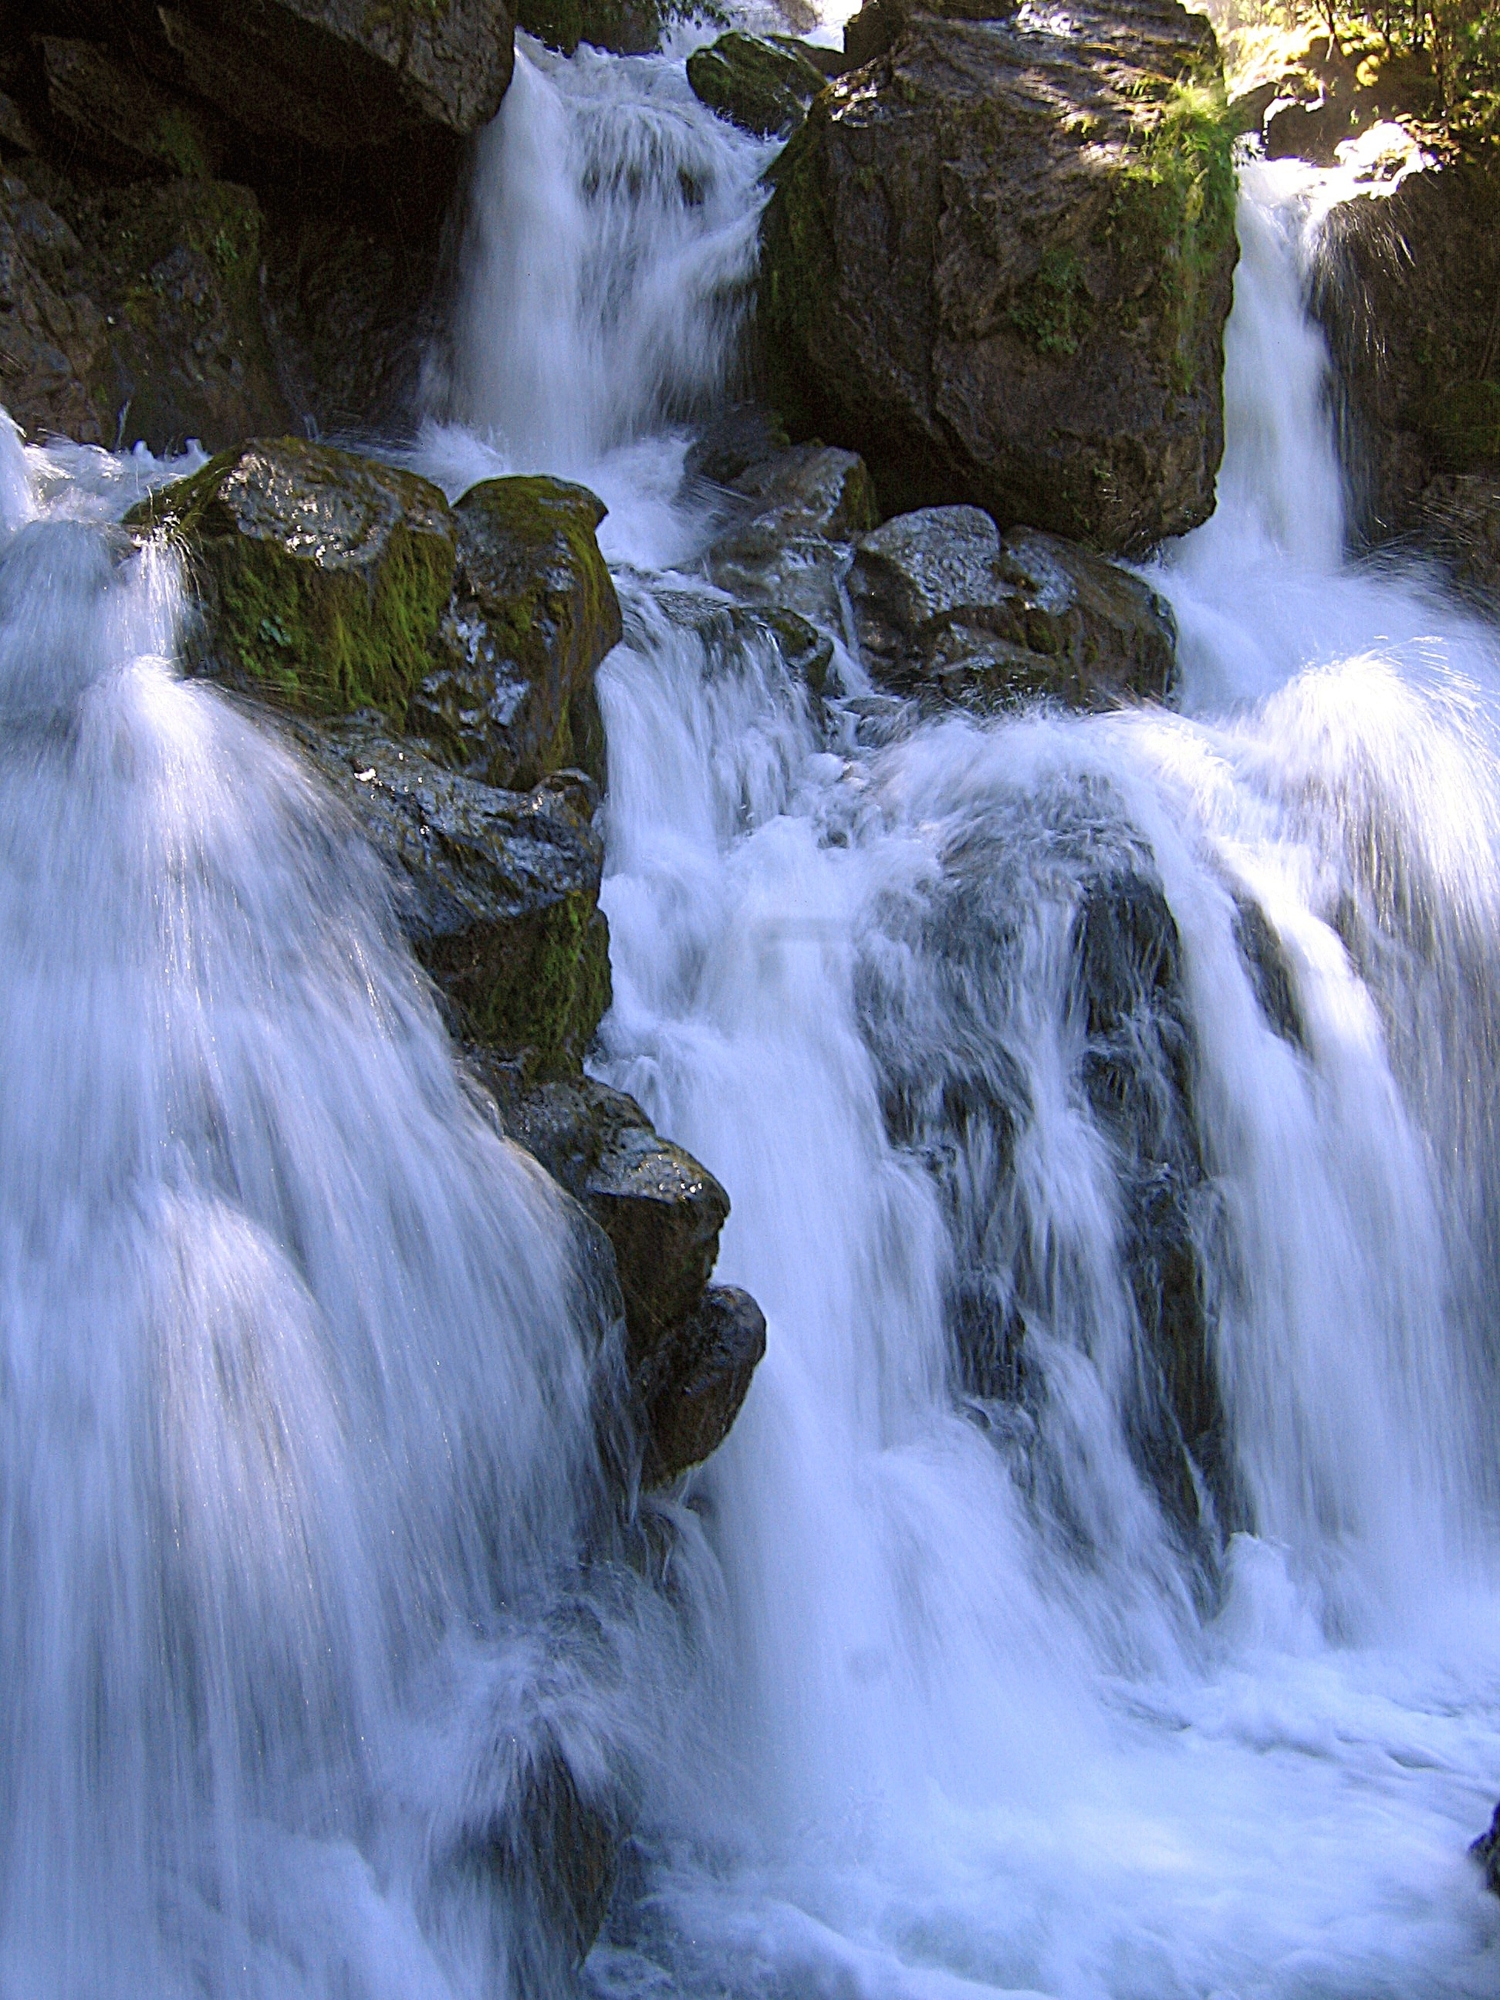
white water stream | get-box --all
[1,19,1498,2000]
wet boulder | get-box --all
[484,1074,731,1356]
[129,438,457,717]
[687,31,829,140]
[1313,153,1500,544]
[472,1066,764,1483]
[758,0,1238,554]
[410,476,620,793]
[849,505,1177,712]
[637,1284,767,1483]
[288,716,612,1071]
[704,440,879,628]
[133,446,621,792]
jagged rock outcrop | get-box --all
[757,0,1239,554]
[291,718,613,1069]
[1313,155,1500,547]
[687,31,829,140]
[704,439,879,627]
[470,1069,764,1486]
[848,505,1177,712]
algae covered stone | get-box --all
[687,31,828,140]
[758,0,1238,553]
[131,438,456,719]
[410,476,622,792]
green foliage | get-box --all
[1010,246,1093,357]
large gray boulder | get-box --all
[758,0,1239,554]
[849,505,1177,711]
[687,31,829,140]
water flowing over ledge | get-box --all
[0,18,1497,2000]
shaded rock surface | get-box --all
[285,715,612,1071]
[1313,154,1500,545]
[515,0,667,56]
[758,0,1238,554]
[704,438,879,627]
[0,166,289,451]
[469,1065,763,1485]
[687,31,829,140]
[1415,472,1500,614]
[0,0,509,447]
[849,505,1177,712]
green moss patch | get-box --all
[130,438,456,720]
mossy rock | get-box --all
[515,0,666,54]
[410,475,622,793]
[687,31,827,139]
[758,0,1238,553]
[129,438,456,720]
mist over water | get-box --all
[1,21,1498,2000]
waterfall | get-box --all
[0,442,697,1995]
[2,15,1499,2000]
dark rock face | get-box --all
[703,439,879,627]
[849,505,1177,712]
[155,0,515,150]
[289,717,613,1070]
[687,31,828,141]
[0,0,516,448]
[758,0,1239,554]
[1072,869,1238,1554]
[515,0,664,56]
[842,0,1018,67]
[412,477,620,793]
[638,1285,767,1483]
[1312,156,1500,546]
[490,1075,731,1361]
[0,167,289,451]
[472,1067,763,1485]
[1473,1801,1500,1896]
[1414,472,1500,617]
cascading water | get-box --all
[5,16,1500,2000]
